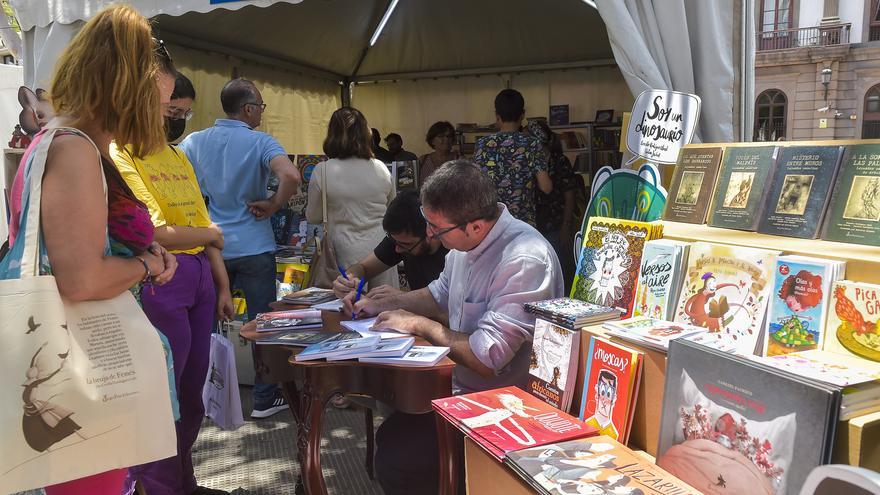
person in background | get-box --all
[3,6,177,494]
[418,121,458,184]
[179,78,301,419]
[371,127,393,163]
[333,190,448,299]
[384,133,418,162]
[528,119,578,292]
[114,72,233,495]
[344,161,562,495]
[307,108,397,290]
[473,89,552,226]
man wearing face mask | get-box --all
[112,71,233,495]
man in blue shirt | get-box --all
[180,78,300,419]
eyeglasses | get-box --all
[243,102,267,111]
[419,206,467,238]
[166,105,194,121]
[597,381,616,399]
[386,234,424,254]
[153,38,173,66]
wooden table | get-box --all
[241,309,460,495]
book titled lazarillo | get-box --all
[821,144,880,246]
[528,319,580,412]
[578,337,643,444]
[664,146,724,224]
[673,242,778,355]
[431,386,596,461]
[823,280,880,364]
[571,217,663,318]
[708,146,779,231]
[506,435,700,495]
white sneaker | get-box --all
[251,394,288,419]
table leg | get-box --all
[297,372,338,495]
[435,414,463,495]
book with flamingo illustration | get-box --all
[432,386,596,461]
[673,242,779,355]
[823,281,880,364]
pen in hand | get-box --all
[352,278,366,320]
[338,265,348,281]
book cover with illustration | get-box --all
[664,146,724,224]
[632,239,690,320]
[432,386,596,461]
[523,298,622,328]
[763,256,845,356]
[821,144,880,246]
[751,349,880,388]
[823,280,880,364]
[296,154,327,186]
[708,146,779,231]
[389,160,419,190]
[604,316,707,353]
[657,339,840,495]
[255,309,323,332]
[528,319,580,411]
[757,146,843,239]
[578,337,643,444]
[571,217,664,318]
[506,435,700,495]
[673,242,779,355]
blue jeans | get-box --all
[224,252,278,406]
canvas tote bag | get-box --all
[0,128,176,493]
[308,164,340,289]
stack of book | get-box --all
[432,386,596,461]
[255,309,323,332]
[603,316,706,353]
[280,287,337,306]
[254,329,358,347]
[524,298,622,329]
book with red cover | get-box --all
[432,386,597,461]
[579,336,643,444]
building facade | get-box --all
[755,0,880,141]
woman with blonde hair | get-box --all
[3,5,177,494]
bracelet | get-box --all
[135,256,153,284]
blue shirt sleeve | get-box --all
[259,133,287,171]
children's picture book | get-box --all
[664,146,723,224]
[750,349,880,388]
[823,280,880,363]
[763,256,845,356]
[359,345,450,367]
[294,334,379,362]
[527,319,580,411]
[658,339,840,495]
[757,146,843,239]
[432,386,596,461]
[603,316,706,353]
[255,309,323,332]
[632,239,690,320]
[571,217,663,318]
[673,242,779,355]
[821,144,880,246]
[523,298,622,329]
[578,337,643,443]
[506,435,701,495]
[708,146,779,231]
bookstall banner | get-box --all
[626,90,701,165]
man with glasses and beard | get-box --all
[333,190,448,299]
[179,78,300,420]
[344,160,562,495]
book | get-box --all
[312,298,343,312]
[750,349,880,389]
[359,345,450,366]
[432,386,596,461]
[281,287,336,306]
[632,239,690,320]
[255,309,323,332]
[523,297,622,329]
[663,146,724,224]
[571,217,664,318]
[549,105,570,126]
[578,337,643,443]
[327,336,414,361]
[657,339,841,495]
[527,319,580,412]
[294,333,380,361]
[823,280,880,364]
[763,256,846,356]
[254,329,359,347]
[821,144,880,246]
[339,316,411,339]
[603,317,706,352]
[673,242,779,355]
[505,435,700,495]
[390,160,418,190]
[708,146,779,231]
[757,146,843,239]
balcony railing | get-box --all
[870,25,880,42]
[757,23,851,52]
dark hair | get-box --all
[420,160,499,225]
[371,127,381,146]
[597,369,618,389]
[425,121,455,147]
[494,88,525,122]
[382,190,425,236]
[323,107,373,160]
[530,119,562,156]
[220,78,257,114]
[171,72,196,100]
[386,132,402,144]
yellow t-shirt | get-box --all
[585,416,620,440]
[111,143,212,255]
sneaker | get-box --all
[251,393,288,419]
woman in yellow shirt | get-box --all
[113,72,232,495]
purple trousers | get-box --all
[124,251,216,495]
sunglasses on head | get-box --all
[153,38,173,66]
